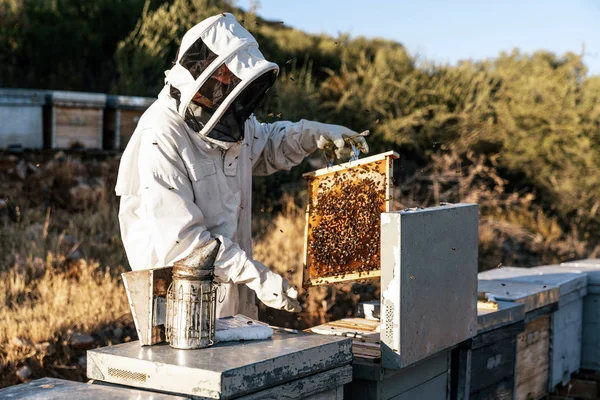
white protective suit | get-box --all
[115,13,367,318]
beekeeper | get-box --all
[115,13,368,319]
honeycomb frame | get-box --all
[302,151,399,287]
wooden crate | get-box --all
[47,91,106,149]
[516,314,552,400]
[302,151,398,287]
[468,301,526,400]
[478,279,559,400]
[54,107,103,148]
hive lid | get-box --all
[48,90,107,108]
[561,259,600,285]
[478,279,559,313]
[107,95,155,109]
[0,89,46,106]
[87,332,352,398]
[477,301,525,333]
[479,266,587,297]
[0,377,187,399]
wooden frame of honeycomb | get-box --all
[302,151,399,287]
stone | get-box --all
[16,365,31,382]
[68,332,95,350]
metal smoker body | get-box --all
[166,239,220,349]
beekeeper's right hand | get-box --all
[233,259,301,313]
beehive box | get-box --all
[478,279,559,400]
[309,317,453,400]
[480,265,587,390]
[302,151,398,287]
[468,301,525,400]
[560,259,600,371]
[104,95,155,150]
[46,91,107,149]
[0,89,46,149]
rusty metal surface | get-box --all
[302,151,398,287]
[0,377,187,399]
[87,332,352,399]
[122,267,172,346]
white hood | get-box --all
[160,13,279,143]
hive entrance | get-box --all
[302,151,398,287]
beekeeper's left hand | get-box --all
[311,122,369,162]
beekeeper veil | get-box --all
[165,13,278,145]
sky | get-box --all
[240,0,600,76]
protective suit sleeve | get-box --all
[248,116,367,176]
[137,129,300,312]
[249,117,318,176]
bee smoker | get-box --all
[166,239,221,349]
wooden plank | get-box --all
[515,315,551,400]
[55,136,100,149]
[238,365,353,400]
[549,297,584,389]
[470,336,517,393]
[450,344,471,400]
[302,152,399,288]
[552,378,597,399]
[388,372,448,400]
[302,151,399,178]
[472,320,525,349]
[470,377,514,400]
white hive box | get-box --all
[480,265,587,390]
[560,259,600,371]
[0,89,46,149]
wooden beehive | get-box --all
[46,91,107,149]
[104,95,155,150]
[480,265,588,390]
[309,317,453,400]
[302,151,398,287]
[468,301,525,400]
[478,279,559,400]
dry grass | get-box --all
[0,256,129,358]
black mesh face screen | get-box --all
[179,37,218,80]
[205,69,277,143]
[195,64,242,112]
